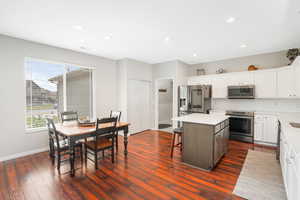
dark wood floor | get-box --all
[0,130,275,200]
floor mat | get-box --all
[233,150,287,200]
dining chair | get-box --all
[84,117,118,169]
[61,111,78,123]
[110,111,122,150]
[46,118,83,173]
[170,127,183,157]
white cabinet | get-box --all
[254,70,277,98]
[280,131,300,200]
[211,74,229,98]
[227,72,254,86]
[254,115,265,141]
[294,66,300,98]
[254,114,278,145]
[188,76,211,85]
[277,66,296,98]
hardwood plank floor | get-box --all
[0,130,275,200]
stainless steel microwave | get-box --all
[227,85,255,99]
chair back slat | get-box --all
[110,111,122,122]
[46,118,64,149]
[94,117,118,141]
[61,111,78,123]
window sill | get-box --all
[26,127,48,134]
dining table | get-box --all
[55,121,130,177]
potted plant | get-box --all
[286,48,300,65]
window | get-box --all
[25,58,94,130]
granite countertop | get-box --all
[172,113,229,126]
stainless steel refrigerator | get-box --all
[178,85,212,116]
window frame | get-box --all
[24,57,96,133]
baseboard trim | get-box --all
[0,147,49,162]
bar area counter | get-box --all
[173,113,230,171]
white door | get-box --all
[254,70,277,98]
[128,80,151,134]
[277,67,294,98]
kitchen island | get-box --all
[173,113,230,171]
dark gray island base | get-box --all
[181,118,230,171]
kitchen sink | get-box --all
[290,122,300,128]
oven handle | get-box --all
[227,115,254,119]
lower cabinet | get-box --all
[213,120,229,165]
[280,130,300,200]
[254,114,278,145]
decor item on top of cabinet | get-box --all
[216,67,225,74]
[196,68,205,76]
[286,48,300,65]
[248,65,258,71]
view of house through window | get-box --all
[25,58,93,129]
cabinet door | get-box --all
[188,76,212,85]
[294,66,300,98]
[224,126,229,153]
[211,75,228,98]
[277,67,295,98]
[227,72,254,86]
[254,70,277,98]
[214,131,223,165]
[264,116,278,144]
[254,116,264,141]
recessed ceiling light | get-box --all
[164,36,170,42]
[193,53,197,57]
[240,44,247,48]
[72,25,83,31]
[226,17,236,23]
[80,39,85,43]
[104,35,112,40]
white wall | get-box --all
[153,60,190,128]
[117,58,154,132]
[158,79,173,124]
[0,34,118,160]
[189,51,290,75]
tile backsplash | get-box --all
[213,99,300,113]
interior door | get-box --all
[128,80,151,134]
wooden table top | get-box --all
[55,122,130,137]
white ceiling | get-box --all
[0,0,300,64]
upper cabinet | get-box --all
[188,76,211,85]
[254,70,277,98]
[187,63,300,99]
[227,72,254,86]
[277,66,295,98]
[211,74,229,98]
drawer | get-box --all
[215,124,221,133]
[225,119,229,127]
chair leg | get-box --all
[179,134,183,152]
[94,151,98,169]
[102,150,105,158]
[80,145,83,164]
[170,133,176,157]
[57,153,61,173]
[112,146,114,163]
[84,145,88,165]
[115,133,118,151]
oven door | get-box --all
[229,116,253,137]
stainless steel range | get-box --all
[226,110,254,143]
